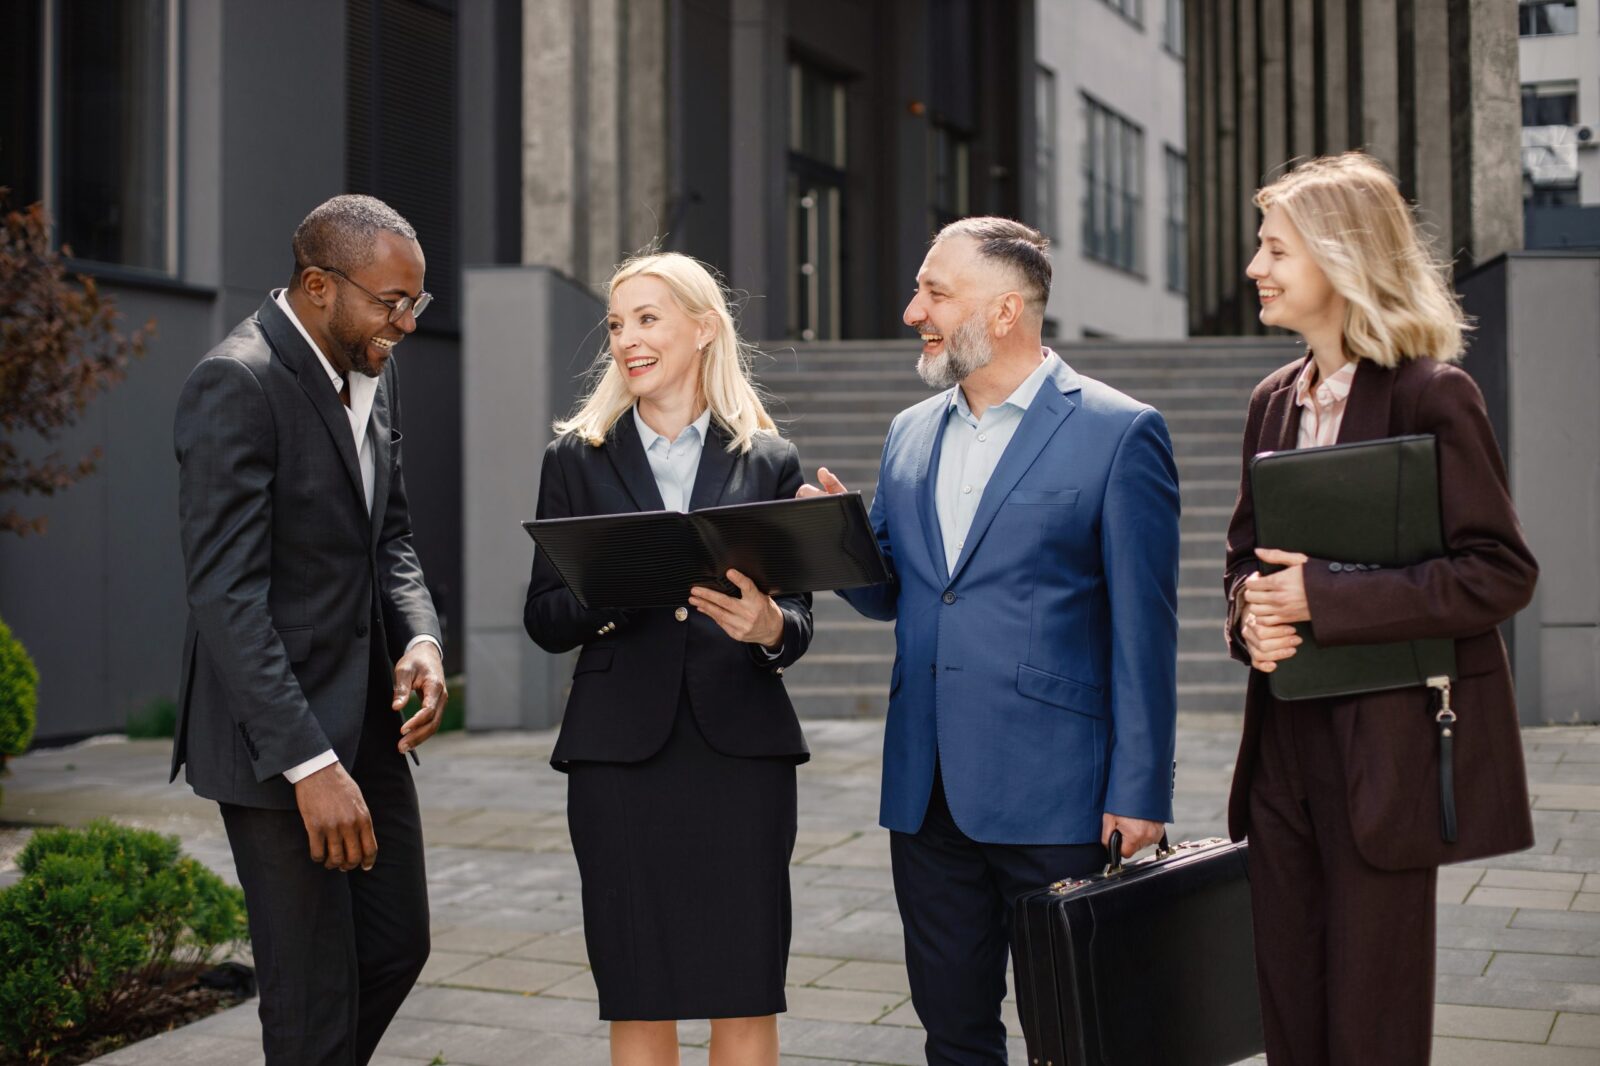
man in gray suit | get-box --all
[173,195,448,1065]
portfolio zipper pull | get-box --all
[1427,676,1458,844]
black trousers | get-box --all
[1248,699,1437,1066]
[220,663,430,1066]
[889,767,1103,1066]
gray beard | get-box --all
[917,314,995,389]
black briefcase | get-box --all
[1012,834,1264,1066]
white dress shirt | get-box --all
[273,290,440,784]
[935,350,1058,572]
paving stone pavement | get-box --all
[2,715,1597,1065]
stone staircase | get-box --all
[756,336,1302,718]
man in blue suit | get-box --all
[800,217,1180,1064]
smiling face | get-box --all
[607,274,711,410]
[903,237,998,388]
[1245,205,1345,339]
[322,231,426,378]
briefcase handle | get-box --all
[1105,829,1173,875]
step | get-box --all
[1177,682,1250,713]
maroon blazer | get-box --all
[1223,354,1538,871]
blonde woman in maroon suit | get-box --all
[1224,152,1538,1065]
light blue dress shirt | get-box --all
[631,404,784,657]
[935,351,1059,572]
[633,404,713,512]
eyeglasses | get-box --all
[316,265,432,324]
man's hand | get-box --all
[1102,812,1165,859]
[689,569,785,648]
[294,762,377,871]
[393,641,448,754]
[796,467,848,498]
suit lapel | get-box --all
[257,296,366,514]
[1259,354,1311,454]
[605,408,667,512]
[687,421,737,511]
[368,376,392,543]
[948,366,1075,585]
[912,392,955,584]
[1334,357,1396,444]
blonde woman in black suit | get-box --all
[525,253,811,1066]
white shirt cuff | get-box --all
[757,642,784,660]
[406,634,442,655]
[283,749,338,784]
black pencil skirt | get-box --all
[565,687,798,1021]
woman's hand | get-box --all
[688,569,785,648]
[1240,547,1310,673]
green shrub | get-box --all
[0,820,247,1061]
[125,698,177,739]
[0,615,38,763]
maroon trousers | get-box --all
[1248,699,1438,1066]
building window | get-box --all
[1098,0,1144,27]
[1036,66,1058,239]
[1521,82,1582,203]
[1518,1,1577,36]
[42,0,177,274]
[1165,147,1187,295]
[1163,0,1184,57]
[787,60,847,342]
[1522,82,1578,127]
[1081,94,1144,275]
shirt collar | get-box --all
[1293,356,1357,408]
[274,288,343,390]
[273,288,379,427]
[950,350,1056,421]
[632,404,712,451]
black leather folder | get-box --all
[1249,433,1455,700]
[522,491,890,609]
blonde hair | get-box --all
[554,252,778,452]
[1254,152,1470,366]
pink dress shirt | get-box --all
[1293,357,1358,449]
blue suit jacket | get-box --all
[841,355,1180,844]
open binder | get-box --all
[1249,433,1455,700]
[523,491,891,609]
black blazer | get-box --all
[173,295,442,809]
[525,414,813,768]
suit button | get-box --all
[674,606,689,622]
[775,667,785,676]
[356,622,369,637]
[942,591,957,604]
[1328,562,1343,573]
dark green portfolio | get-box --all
[1249,434,1455,700]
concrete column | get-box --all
[1289,0,1317,160]
[462,266,603,730]
[1450,0,1523,267]
[522,0,577,272]
[1260,0,1288,179]
[1358,0,1399,166]
[1412,0,1454,248]
[1320,0,1350,149]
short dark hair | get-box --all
[290,195,416,286]
[935,216,1052,316]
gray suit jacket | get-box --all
[172,294,441,809]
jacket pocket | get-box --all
[1016,662,1106,719]
[573,646,615,675]
[276,626,313,663]
[1007,488,1080,506]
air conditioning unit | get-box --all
[1577,125,1597,150]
